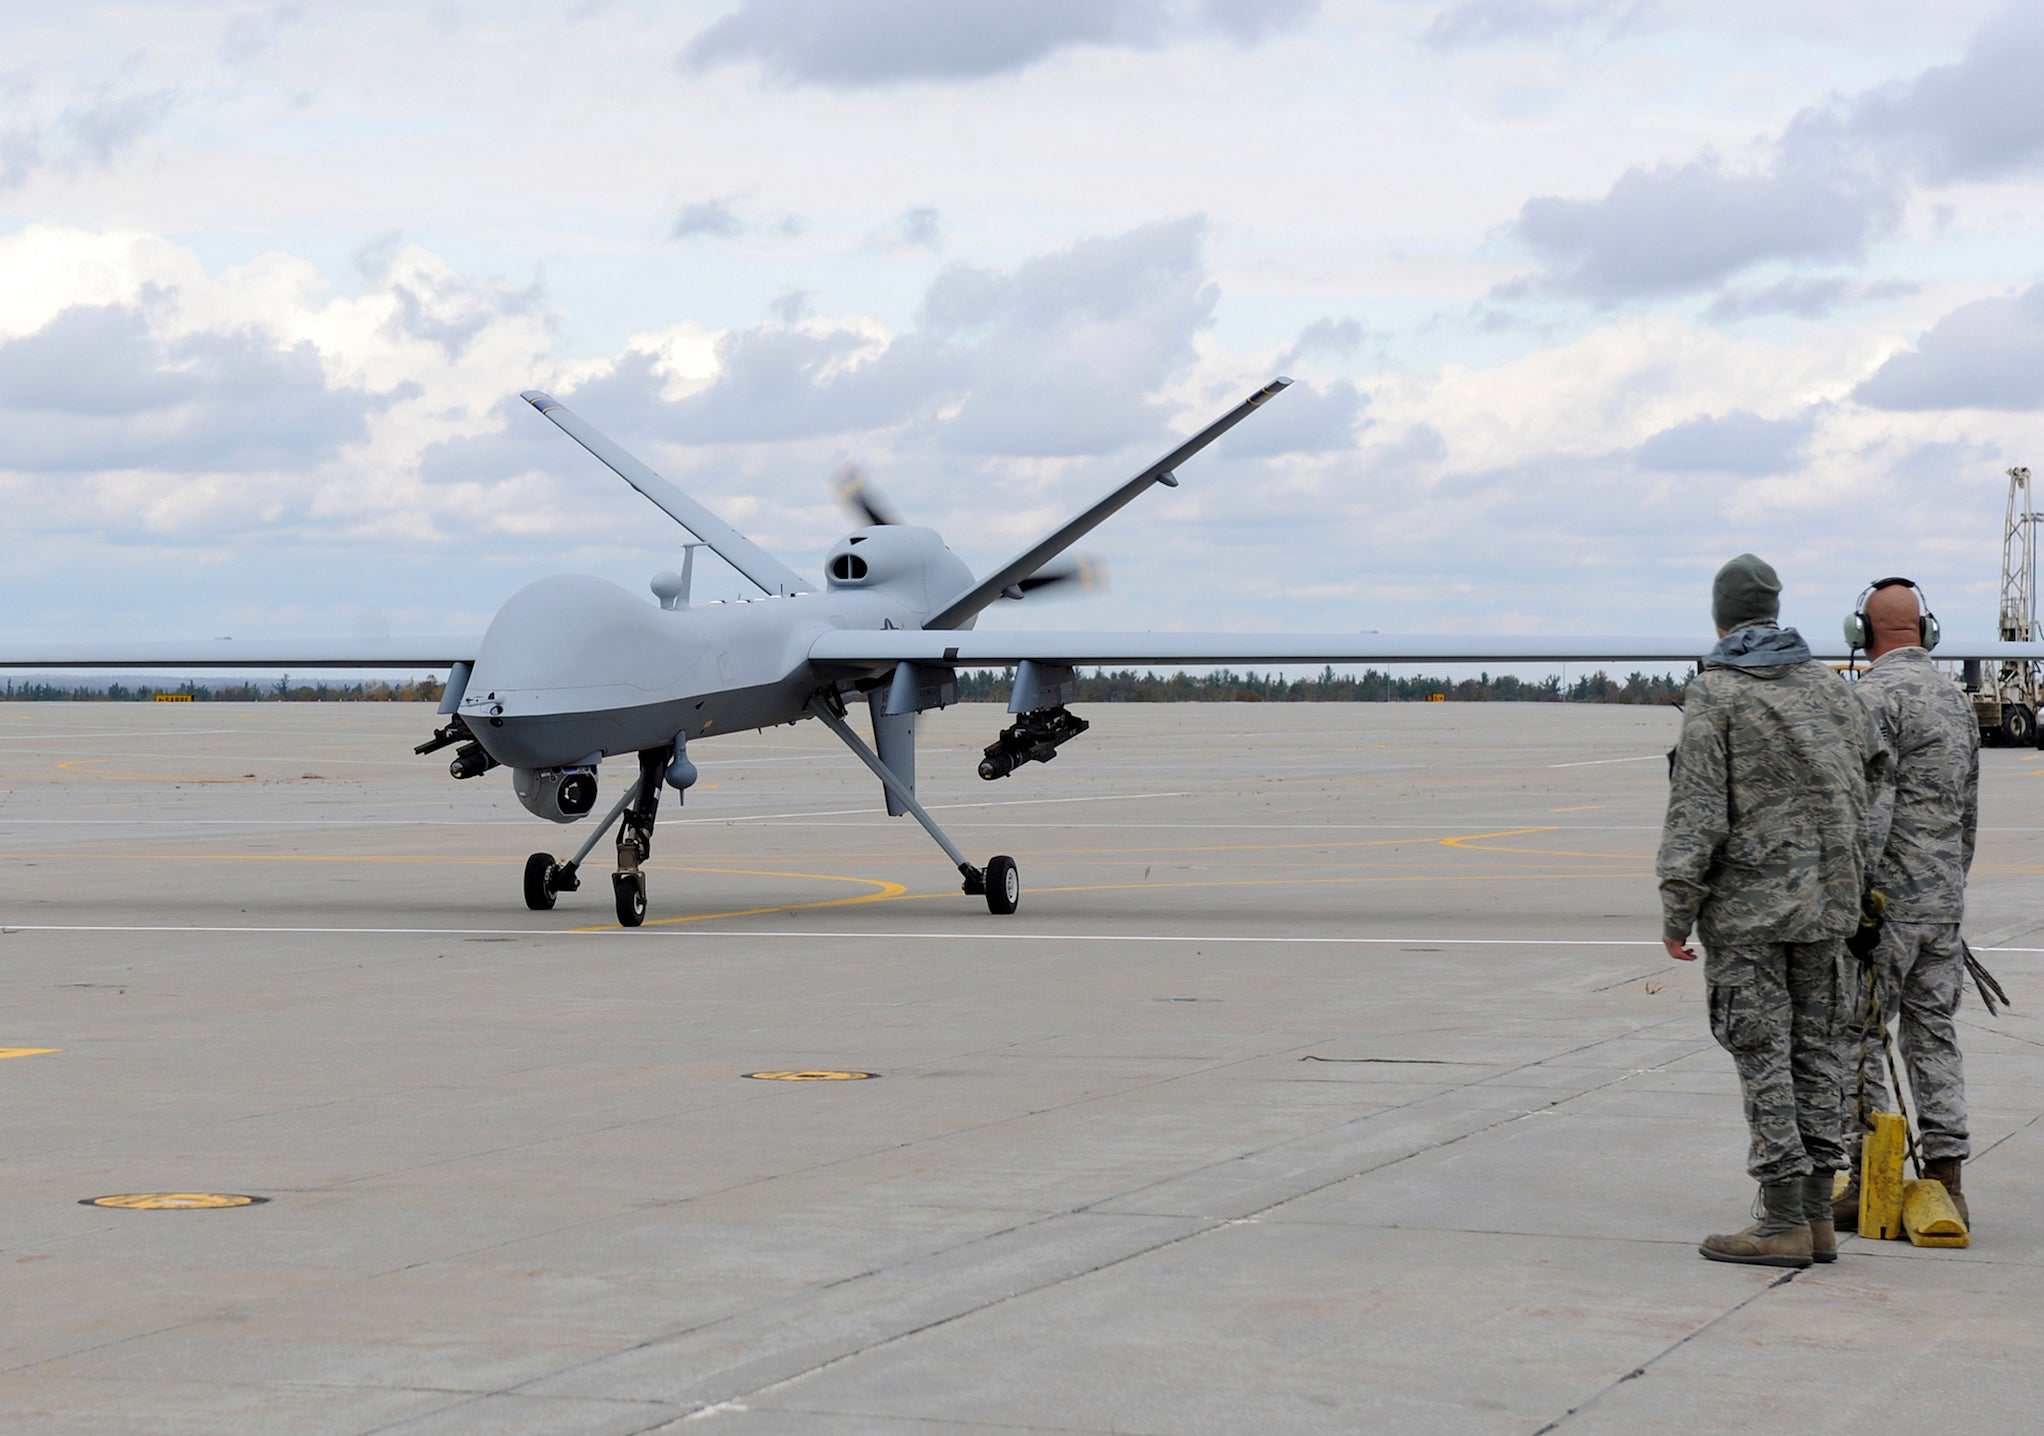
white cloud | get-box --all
[1500,2,2044,302]
[1633,410,1816,474]
[679,0,1319,88]
[1852,283,2044,410]
[0,86,175,194]
[671,197,746,240]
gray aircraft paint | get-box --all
[460,528,971,772]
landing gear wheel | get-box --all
[523,852,558,911]
[984,855,1019,915]
[2003,704,2035,748]
[613,871,647,927]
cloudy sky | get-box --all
[5,0,2043,655]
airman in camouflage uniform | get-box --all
[1837,580,1980,1227]
[1658,554,1886,1268]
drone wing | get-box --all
[809,630,2044,670]
[0,638,479,669]
[522,391,813,597]
[812,631,1715,671]
[922,378,1290,630]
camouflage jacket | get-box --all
[1857,646,1979,922]
[1658,625,1886,945]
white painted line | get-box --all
[643,931,1670,946]
[0,792,1195,831]
[732,821,1669,832]
[1548,754,1665,769]
[1,924,564,936]
[0,922,1653,942]
[17,922,2035,953]
[0,923,1668,943]
[8,818,631,832]
[0,730,250,743]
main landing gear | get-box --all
[523,747,673,927]
[806,695,1021,916]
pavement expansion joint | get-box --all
[1528,1270,1803,1435]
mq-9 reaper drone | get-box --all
[19,380,2028,927]
[426,380,1300,926]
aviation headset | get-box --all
[1843,576,1941,651]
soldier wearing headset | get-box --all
[1835,577,1981,1231]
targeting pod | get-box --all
[513,765,599,823]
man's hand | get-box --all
[1663,937,1699,962]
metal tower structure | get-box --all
[2002,466,2036,644]
[1979,465,2039,745]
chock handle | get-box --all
[1860,1112,1908,1240]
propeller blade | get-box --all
[831,463,904,527]
[1013,554,1108,597]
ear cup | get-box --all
[1852,577,1938,651]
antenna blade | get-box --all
[923,377,1290,630]
[521,391,812,596]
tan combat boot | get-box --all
[1802,1173,1837,1263]
[1700,1178,1813,1268]
[1922,1156,1969,1227]
[1832,1171,1859,1233]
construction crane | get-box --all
[1965,465,2041,747]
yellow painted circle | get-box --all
[83,1193,266,1210]
[742,1070,877,1082]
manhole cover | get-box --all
[82,1193,268,1210]
[742,1070,878,1082]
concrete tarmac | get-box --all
[2,700,2041,1434]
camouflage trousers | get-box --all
[1846,921,1970,1163]
[1704,938,1851,1182]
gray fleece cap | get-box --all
[1712,553,1781,631]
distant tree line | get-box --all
[3,677,448,703]
[953,666,1687,704]
[5,668,1687,705]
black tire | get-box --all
[2004,704,2035,749]
[984,855,1019,915]
[614,872,647,927]
[523,852,557,911]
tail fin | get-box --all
[523,392,813,597]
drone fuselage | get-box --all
[460,525,974,772]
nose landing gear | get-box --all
[523,852,561,911]
[609,760,663,928]
[613,871,648,926]
[518,745,672,926]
